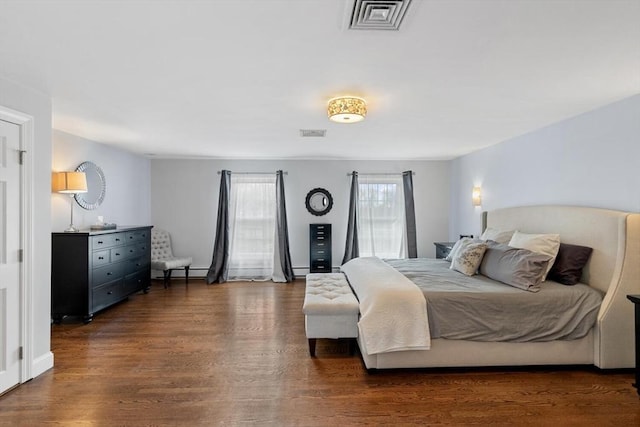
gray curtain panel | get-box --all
[403,170,417,258]
[275,170,295,282]
[206,170,231,284]
[342,171,359,264]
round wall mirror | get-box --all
[305,188,333,216]
[74,161,106,210]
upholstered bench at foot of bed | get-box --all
[303,273,359,357]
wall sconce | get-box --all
[52,171,88,232]
[472,186,482,207]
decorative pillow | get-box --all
[508,231,560,280]
[450,242,488,276]
[548,243,593,285]
[479,241,552,292]
[445,237,480,262]
[480,227,516,244]
[445,238,464,262]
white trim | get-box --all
[0,105,39,382]
[31,351,54,378]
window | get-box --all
[358,174,407,259]
[227,174,276,280]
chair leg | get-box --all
[308,338,317,357]
[163,270,171,288]
[185,266,189,284]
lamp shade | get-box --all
[472,186,482,206]
[327,96,367,123]
[52,171,88,194]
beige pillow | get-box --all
[480,227,516,244]
[445,238,465,262]
[450,242,487,276]
[445,237,478,262]
[508,231,560,279]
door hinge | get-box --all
[19,346,23,360]
[18,249,23,262]
[19,150,26,165]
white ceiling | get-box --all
[1,0,638,160]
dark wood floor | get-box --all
[1,279,638,425]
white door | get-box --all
[0,119,21,394]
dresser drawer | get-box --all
[311,241,329,252]
[93,263,124,287]
[92,250,110,267]
[123,270,148,294]
[126,229,150,243]
[124,256,150,275]
[91,233,125,250]
[92,280,125,312]
[311,247,329,257]
[111,246,131,263]
[311,260,331,271]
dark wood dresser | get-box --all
[309,224,331,273]
[51,225,152,323]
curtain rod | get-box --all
[346,172,415,176]
[217,171,287,175]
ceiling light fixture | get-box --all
[327,96,367,123]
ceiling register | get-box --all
[349,0,412,31]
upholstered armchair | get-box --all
[151,229,193,288]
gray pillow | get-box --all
[479,241,552,292]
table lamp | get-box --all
[52,171,88,232]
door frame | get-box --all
[0,105,34,384]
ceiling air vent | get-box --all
[349,0,412,31]
[300,129,327,137]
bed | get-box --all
[340,205,640,370]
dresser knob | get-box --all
[98,256,104,260]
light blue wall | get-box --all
[150,159,450,276]
[450,94,640,239]
[52,130,152,231]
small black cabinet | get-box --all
[310,224,331,273]
[434,241,456,259]
[51,226,152,323]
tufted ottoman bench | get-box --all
[303,273,359,357]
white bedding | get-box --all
[341,257,430,355]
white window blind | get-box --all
[227,174,276,280]
[358,174,407,259]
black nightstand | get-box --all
[434,242,456,259]
[627,295,640,395]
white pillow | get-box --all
[445,238,463,261]
[480,227,516,244]
[508,231,560,279]
[450,242,487,276]
[445,237,475,262]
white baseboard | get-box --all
[31,351,54,379]
[153,266,327,280]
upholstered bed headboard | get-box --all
[483,205,640,368]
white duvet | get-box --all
[341,257,431,355]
